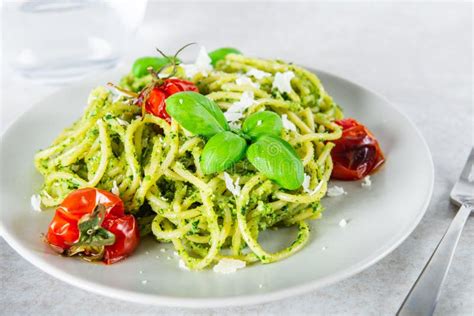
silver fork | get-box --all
[397,148,474,316]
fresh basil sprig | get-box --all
[247,135,304,190]
[242,111,283,140]
[165,91,303,190]
[201,131,247,174]
[166,92,229,137]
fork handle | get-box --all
[397,204,472,316]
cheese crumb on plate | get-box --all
[213,258,246,274]
[361,176,372,188]
[327,185,347,197]
[179,259,190,271]
[339,219,348,227]
[30,194,42,212]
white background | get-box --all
[1,1,472,315]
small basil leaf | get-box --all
[208,47,242,66]
[247,135,304,190]
[242,111,283,140]
[200,131,247,174]
[132,56,181,78]
[166,92,230,137]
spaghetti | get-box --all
[35,53,343,270]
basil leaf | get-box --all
[208,47,242,66]
[200,131,247,174]
[166,92,230,137]
[247,135,304,190]
[242,111,283,140]
[132,56,180,78]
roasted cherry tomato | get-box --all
[330,118,385,180]
[162,78,199,95]
[46,188,139,264]
[143,87,168,121]
[137,78,198,123]
[102,215,139,264]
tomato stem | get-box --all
[106,82,139,98]
[152,42,197,80]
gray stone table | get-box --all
[1,1,472,315]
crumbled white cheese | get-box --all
[247,68,270,79]
[180,46,213,78]
[195,46,212,71]
[31,194,42,212]
[111,180,120,196]
[141,280,148,285]
[145,251,149,255]
[235,76,259,89]
[322,246,327,251]
[302,174,311,192]
[139,270,143,274]
[302,174,323,195]
[227,91,255,114]
[173,251,179,257]
[258,284,264,288]
[166,256,172,260]
[272,71,295,94]
[135,115,142,120]
[160,248,166,253]
[87,94,98,105]
[468,165,474,182]
[224,91,255,126]
[281,114,297,132]
[339,219,348,227]
[116,118,129,126]
[155,256,160,259]
[327,185,347,197]
[361,176,372,188]
[213,258,246,274]
[224,172,241,196]
[256,120,263,126]
[229,121,242,129]
[179,259,190,271]
[224,111,244,123]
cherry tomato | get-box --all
[162,78,198,95]
[102,215,140,264]
[330,118,385,180]
[137,78,198,123]
[144,87,168,122]
[46,188,139,264]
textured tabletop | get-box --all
[1,1,472,315]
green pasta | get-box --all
[34,53,343,270]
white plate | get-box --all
[0,69,433,308]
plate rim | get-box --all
[0,68,434,308]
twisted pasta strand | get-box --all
[34,55,342,270]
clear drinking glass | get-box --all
[2,0,148,83]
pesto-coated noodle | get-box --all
[34,53,343,270]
